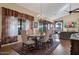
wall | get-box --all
[0,3,38,46]
[0,7,2,40]
[60,13,79,32]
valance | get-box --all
[2,7,34,21]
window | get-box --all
[25,20,30,31]
[7,16,18,36]
[39,23,43,33]
[18,19,22,35]
[55,21,63,31]
[18,19,30,35]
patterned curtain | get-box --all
[2,7,34,44]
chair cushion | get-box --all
[24,40,35,45]
[42,39,49,42]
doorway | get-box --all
[54,21,63,42]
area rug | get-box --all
[12,41,59,55]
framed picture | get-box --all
[33,22,38,28]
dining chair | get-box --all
[40,29,54,49]
[27,29,33,35]
[21,30,35,50]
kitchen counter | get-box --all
[59,32,79,55]
[59,32,78,40]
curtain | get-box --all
[25,20,30,31]
[7,16,18,36]
[2,7,34,44]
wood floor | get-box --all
[0,45,19,55]
[53,44,69,55]
[12,41,59,55]
[0,42,69,55]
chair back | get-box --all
[28,29,33,35]
[43,30,51,42]
[21,30,28,43]
[43,29,54,42]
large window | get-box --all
[55,21,63,31]
[18,19,22,35]
[39,23,44,33]
[25,20,30,30]
[18,19,30,35]
[7,16,18,36]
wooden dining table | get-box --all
[28,35,45,49]
[28,35,44,39]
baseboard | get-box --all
[1,41,22,47]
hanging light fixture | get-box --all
[37,3,45,20]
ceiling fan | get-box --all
[65,3,79,14]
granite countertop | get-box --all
[59,32,79,40]
[70,33,79,40]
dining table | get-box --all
[27,35,45,49]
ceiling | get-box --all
[17,3,79,20]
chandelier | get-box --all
[37,3,45,20]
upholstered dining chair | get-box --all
[21,30,35,49]
[40,29,54,49]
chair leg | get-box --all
[27,44,36,51]
[42,42,47,49]
[22,43,24,47]
[48,42,51,48]
[39,42,43,49]
[22,43,29,49]
[21,43,26,52]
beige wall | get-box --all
[0,3,38,46]
[0,7,2,40]
[60,13,79,32]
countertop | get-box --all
[59,32,79,41]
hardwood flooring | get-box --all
[0,45,19,55]
[12,41,59,55]
[53,44,69,55]
[0,41,69,55]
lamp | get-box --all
[37,3,45,20]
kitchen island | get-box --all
[59,32,79,55]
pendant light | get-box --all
[38,3,45,20]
